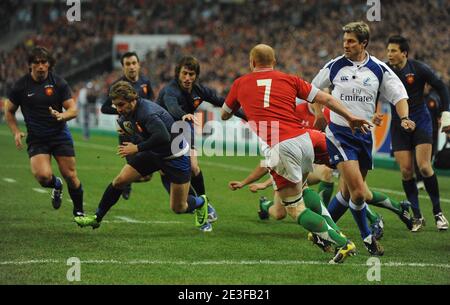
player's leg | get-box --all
[55,155,84,216]
[327,175,350,222]
[315,165,335,206]
[416,143,448,230]
[119,133,133,200]
[75,164,141,228]
[263,191,287,220]
[395,149,423,231]
[30,153,63,209]
[338,161,383,256]
[189,148,206,195]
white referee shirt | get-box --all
[312,51,408,127]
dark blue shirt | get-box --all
[118,98,186,158]
[157,79,225,120]
[8,72,72,139]
[388,59,450,120]
[102,75,154,115]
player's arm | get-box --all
[249,177,273,193]
[228,165,269,190]
[4,100,25,149]
[312,90,372,133]
[420,62,450,115]
[221,81,240,121]
[101,97,119,115]
[394,98,415,131]
[162,89,188,120]
[203,86,247,121]
[118,117,171,157]
[312,102,327,131]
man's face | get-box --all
[122,56,140,81]
[343,32,366,60]
[387,43,406,67]
[30,57,50,81]
[178,66,197,91]
[113,99,136,117]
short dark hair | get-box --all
[28,46,55,69]
[175,56,200,79]
[120,51,139,66]
[342,21,370,48]
[387,35,410,56]
[109,81,138,102]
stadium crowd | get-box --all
[0,0,449,98]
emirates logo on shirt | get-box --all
[405,73,415,85]
[44,86,54,96]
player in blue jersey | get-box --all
[101,51,155,200]
[75,81,215,231]
[5,46,84,219]
[386,35,450,231]
[157,56,245,221]
[312,22,416,256]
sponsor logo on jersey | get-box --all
[341,76,349,81]
[363,77,371,87]
[193,97,203,109]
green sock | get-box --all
[297,208,347,247]
[303,188,341,232]
[260,200,273,213]
[367,190,401,214]
[318,181,334,206]
[366,205,381,224]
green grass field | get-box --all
[0,124,449,285]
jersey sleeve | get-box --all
[296,77,319,103]
[418,61,450,113]
[58,78,73,101]
[378,63,408,106]
[223,80,241,114]
[201,85,225,107]
[161,89,187,120]
[7,82,22,106]
[146,79,155,100]
[311,64,332,90]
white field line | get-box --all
[109,216,183,225]
[2,178,17,183]
[32,188,48,194]
[0,259,449,269]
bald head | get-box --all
[249,44,276,69]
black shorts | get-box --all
[391,116,433,152]
[128,151,191,184]
[26,136,75,158]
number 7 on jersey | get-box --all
[257,79,272,108]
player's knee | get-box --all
[418,164,433,177]
[35,174,52,186]
[400,167,414,180]
[112,176,128,189]
[272,210,287,220]
[350,189,365,204]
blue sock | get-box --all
[186,195,204,213]
[95,183,123,221]
[68,183,84,216]
[423,174,441,215]
[160,174,171,194]
[402,178,421,218]
[328,192,349,222]
[349,200,371,239]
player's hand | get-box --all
[49,107,65,121]
[228,181,244,191]
[401,119,416,132]
[371,113,384,127]
[14,132,25,150]
[182,113,200,125]
[117,142,138,157]
[442,125,450,133]
[249,183,267,193]
[313,115,328,131]
[348,117,372,134]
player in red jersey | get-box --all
[222,44,371,263]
